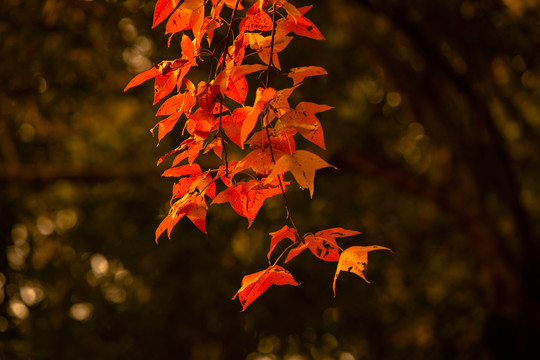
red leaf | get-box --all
[267,225,296,261]
[246,128,296,154]
[288,66,328,85]
[277,102,333,149]
[235,148,284,177]
[280,5,325,40]
[153,0,181,28]
[151,112,181,144]
[241,2,273,31]
[165,0,204,35]
[155,192,208,241]
[124,66,160,92]
[285,233,340,263]
[161,163,202,178]
[316,227,361,239]
[221,107,251,148]
[240,87,276,147]
[211,179,283,226]
[232,265,299,311]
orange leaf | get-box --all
[153,0,181,28]
[240,87,276,148]
[155,192,208,241]
[165,0,204,35]
[211,179,283,227]
[267,225,296,261]
[333,245,392,296]
[278,102,333,149]
[234,148,284,177]
[221,107,252,148]
[285,233,339,263]
[246,128,296,154]
[279,5,325,40]
[241,2,273,31]
[316,227,361,239]
[288,66,328,85]
[162,163,202,178]
[246,32,292,70]
[124,66,160,92]
[232,265,299,311]
[285,227,361,263]
[151,112,181,144]
[264,150,335,197]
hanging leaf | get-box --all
[333,245,392,296]
[267,225,296,261]
[232,265,299,311]
[264,150,336,197]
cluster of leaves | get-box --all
[125,0,390,310]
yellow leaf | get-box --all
[264,150,335,197]
[333,245,392,296]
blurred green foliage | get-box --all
[1,0,540,359]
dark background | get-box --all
[1,0,539,359]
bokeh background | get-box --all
[1,0,540,359]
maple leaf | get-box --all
[240,87,276,148]
[234,148,285,177]
[267,225,296,261]
[166,0,205,38]
[155,192,208,241]
[211,179,283,227]
[277,102,333,149]
[284,227,360,263]
[151,112,182,145]
[153,0,181,28]
[267,85,299,123]
[241,2,273,31]
[232,265,299,311]
[246,128,296,154]
[333,245,392,296]
[288,66,328,86]
[264,150,336,197]
[246,32,293,70]
[221,107,251,148]
[161,163,202,178]
[123,66,160,92]
[171,137,204,165]
[277,5,325,40]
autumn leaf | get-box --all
[123,66,160,92]
[161,163,202,178]
[267,225,296,261]
[165,0,204,36]
[211,179,283,227]
[284,227,360,263]
[246,128,296,154]
[234,148,285,177]
[277,5,325,40]
[241,2,273,31]
[153,0,181,28]
[232,265,299,311]
[151,112,182,145]
[333,245,392,296]
[221,107,251,148]
[277,102,333,149]
[246,32,293,70]
[155,192,208,241]
[264,150,336,197]
[240,87,276,148]
[288,66,328,85]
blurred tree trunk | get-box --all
[329,0,540,358]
